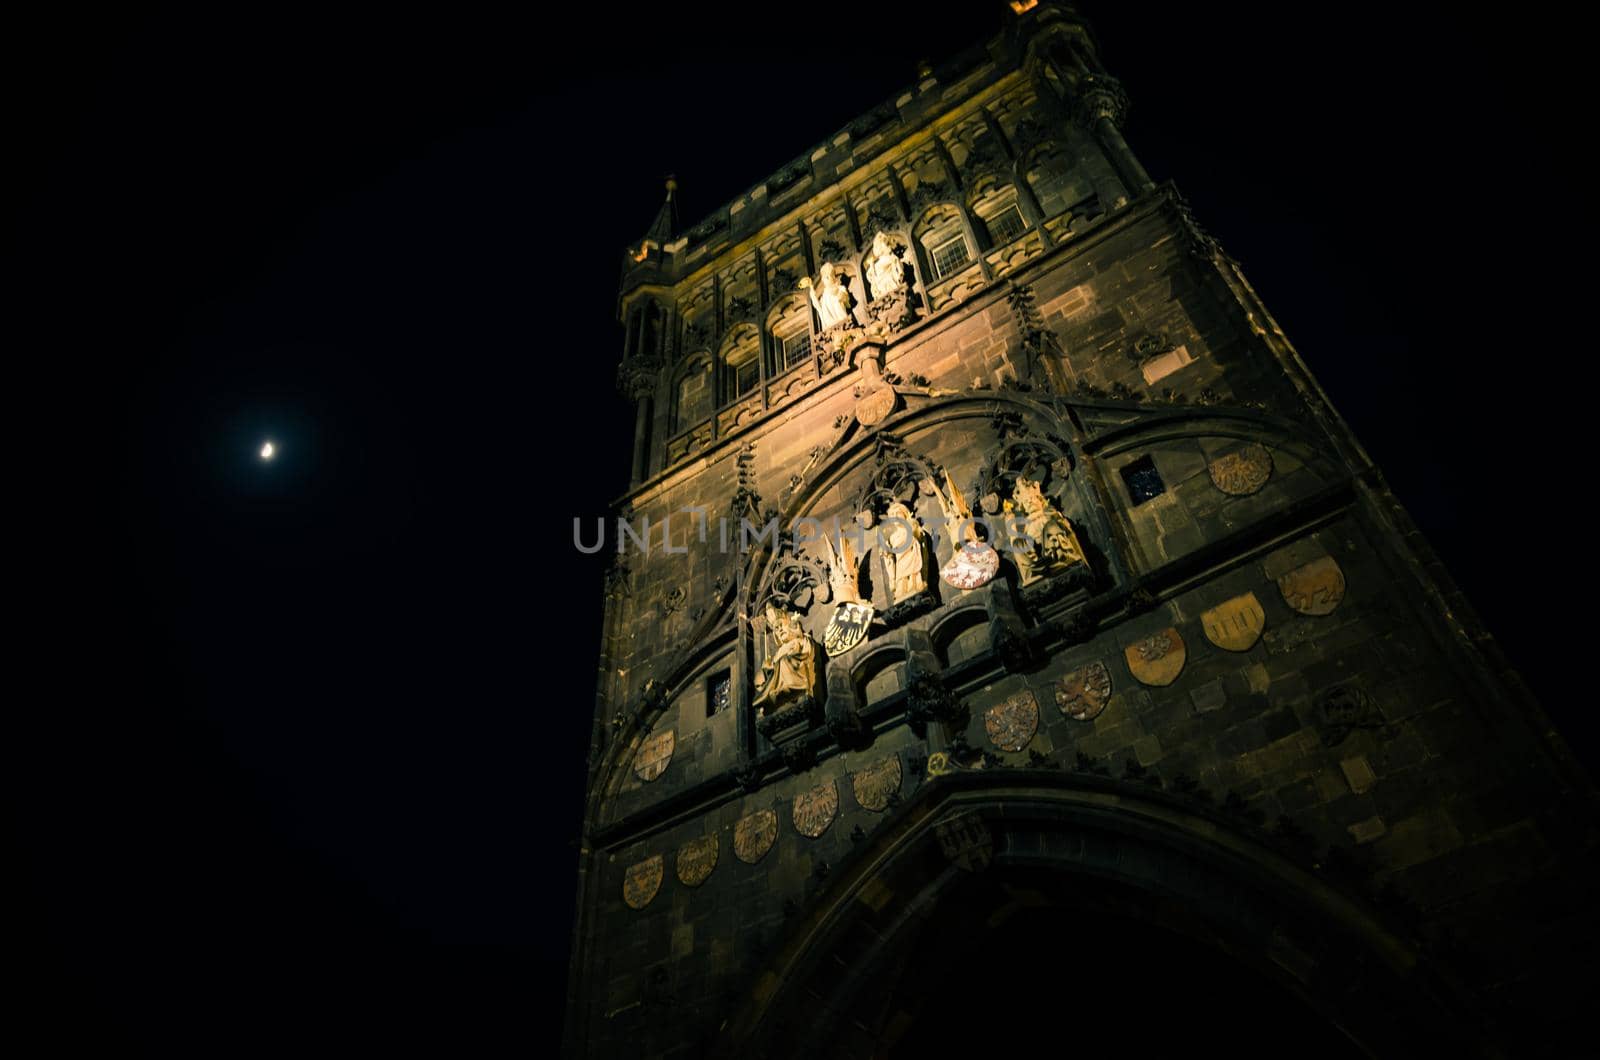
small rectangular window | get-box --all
[1120,455,1167,506]
[781,332,812,371]
[707,670,731,718]
[985,204,1028,245]
[929,234,971,280]
[732,358,761,405]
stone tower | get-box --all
[567,5,1594,1056]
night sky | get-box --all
[9,3,1588,1055]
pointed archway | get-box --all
[713,772,1489,1059]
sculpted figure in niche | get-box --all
[1005,477,1087,586]
[864,231,909,301]
[799,262,854,331]
[878,501,928,604]
[821,533,865,605]
[752,602,820,717]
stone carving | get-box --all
[1004,477,1087,586]
[907,178,949,215]
[622,854,664,910]
[674,835,719,887]
[752,602,821,719]
[1201,591,1266,651]
[984,690,1040,752]
[1124,628,1186,687]
[1317,685,1384,747]
[934,811,993,871]
[878,501,929,605]
[824,600,873,657]
[864,231,909,301]
[905,672,967,736]
[820,531,873,656]
[932,470,999,590]
[662,586,687,618]
[820,532,865,605]
[1055,660,1113,721]
[799,262,855,331]
[633,728,675,782]
[1277,555,1346,616]
[792,779,839,838]
[1077,73,1130,128]
[733,808,779,863]
[854,380,898,425]
[1208,444,1273,496]
[816,236,848,264]
[851,754,903,812]
[862,196,899,239]
[615,357,663,401]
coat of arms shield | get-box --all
[824,601,874,657]
[934,812,993,872]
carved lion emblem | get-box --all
[1278,555,1346,616]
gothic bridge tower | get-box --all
[568,5,1595,1056]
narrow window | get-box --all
[736,358,760,396]
[707,670,731,718]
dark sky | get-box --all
[7,2,1588,1055]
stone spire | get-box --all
[642,176,677,246]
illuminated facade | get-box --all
[566,6,1593,1056]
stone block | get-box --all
[1340,755,1377,795]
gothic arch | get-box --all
[713,774,1486,1059]
[929,602,988,667]
[720,321,760,358]
[1079,403,1343,478]
[849,642,906,706]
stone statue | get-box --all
[878,501,928,604]
[821,532,865,605]
[799,262,854,331]
[752,602,820,718]
[1004,477,1087,586]
[864,231,908,301]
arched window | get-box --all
[767,296,812,376]
[969,180,1030,248]
[915,204,973,283]
[720,325,760,405]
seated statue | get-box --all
[1005,477,1087,586]
[752,602,820,718]
[864,231,908,301]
